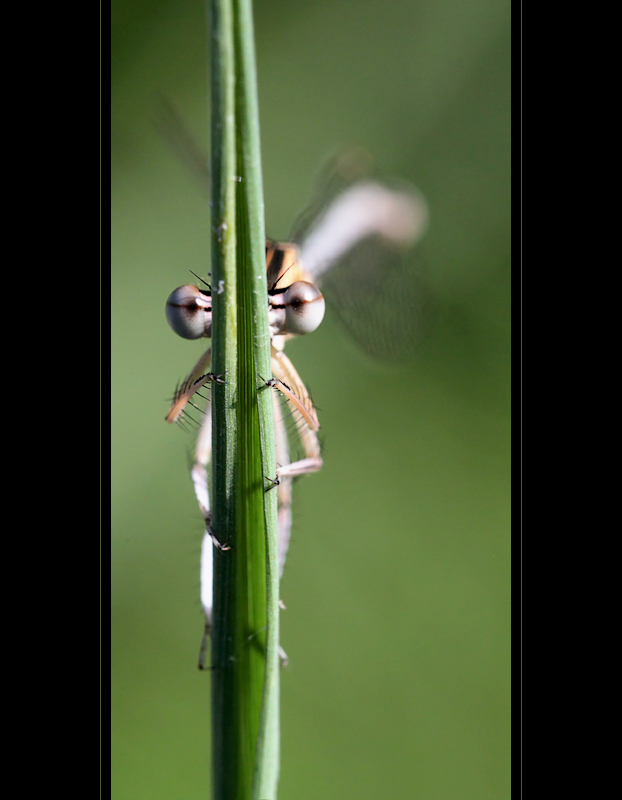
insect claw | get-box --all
[201,371,225,384]
[210,534,231,551]
[205,513,231,550]
[264,474,280,492]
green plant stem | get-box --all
[209,0,279,797]
[232,2,280,798]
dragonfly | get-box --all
[164,143,429,668]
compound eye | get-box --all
[283,281,325,335]
[165,285,212,339]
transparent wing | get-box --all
[289,148,375,245]
[154,96,210,195]
[315,234,431,361]
[293,151,431,361]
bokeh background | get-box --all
[111,1,511,797]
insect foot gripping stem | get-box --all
[203,372,226,385]
[264,474,280,492]
[202,509,231,552]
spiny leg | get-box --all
[273,390,293,578]
[271,349,323,481]
[268,351,324,568]
[166,347,215,424]
[268,351,324,667]
[165,348,226,669]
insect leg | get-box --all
[164,347,228,668]
[272,396,293,669]
[195,402,215,669]
[271,350,323,480]
[193,399,232,669]
[165,347,215,424]
[273,391,293,578]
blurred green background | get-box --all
[111,0,511,797]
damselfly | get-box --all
[164,146,429,667]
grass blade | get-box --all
[209,0,279,797]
